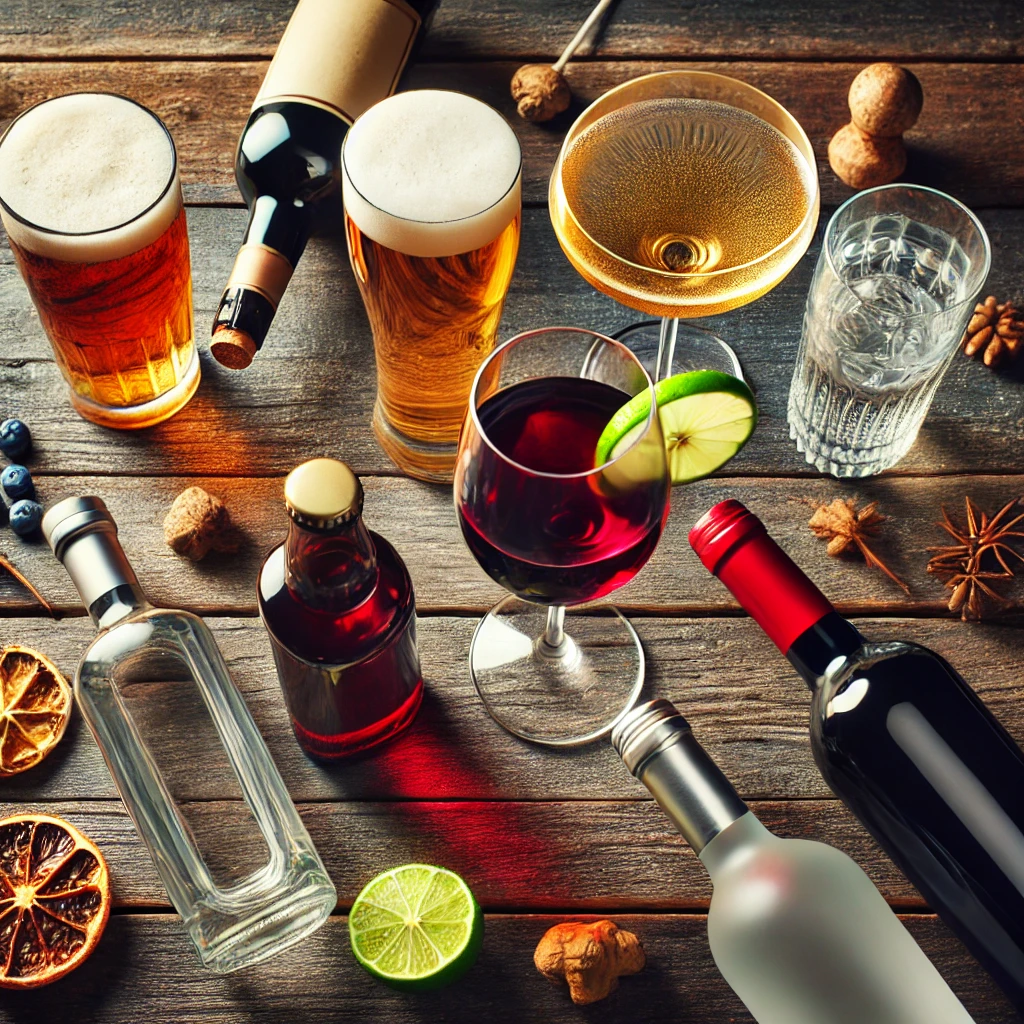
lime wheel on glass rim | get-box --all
[349,864,483,991]
[597,370,758,484]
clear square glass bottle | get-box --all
[43,496,336,973]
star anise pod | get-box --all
[808,497,909,593]
[926,496,1024,620]
[961,295,1024,368]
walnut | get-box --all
[827,123,906,190]
[511,64,571,122]
[163,486,240,562]
[534,920,645,1004]
[962,295,1024,368]
[849,63,923,137]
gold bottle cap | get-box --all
[210,328,257,370]
[284,458,364,530]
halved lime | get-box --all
[596,370,757,485]
[349,864,483,991]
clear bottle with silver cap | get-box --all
[42,496,336,973]
[258,458,422,760]
[612,699,975,1024]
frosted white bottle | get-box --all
[612,699,975,1024]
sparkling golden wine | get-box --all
[551,97,817,317]
[343,90,521,482]
[0,93,197,428]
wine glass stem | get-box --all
[655,316,679,382]
[542,605,566,650]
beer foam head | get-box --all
[342,90,521,258]
[0,93,180,262]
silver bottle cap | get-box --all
[43,496,138,610]
[612,699,747,854]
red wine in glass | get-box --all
[456,376,669,606]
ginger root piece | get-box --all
[534,920,645,1005]
[163,486,240,561]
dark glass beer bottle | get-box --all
[211,0,438,369]
[258,458,422,759]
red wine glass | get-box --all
[454,326,670,746]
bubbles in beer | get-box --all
[0,93,178,262]
[342,90,522,258]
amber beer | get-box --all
[0,93,197,429]
[342,90,521,482]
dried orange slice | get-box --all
[0,814,110,987]
[0,645,72,775]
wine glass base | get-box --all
[613,321,744,379]
[469,595,645,748]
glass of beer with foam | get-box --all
[342,90,521,483]
[0,93,198,429]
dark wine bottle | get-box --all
[211,0,438,369]
[690,498,1024,1012]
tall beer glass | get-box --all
[343,90,521,483]
[0,93,198,429]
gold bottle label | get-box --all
[255,0,422,123]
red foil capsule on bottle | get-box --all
[689,499,832,654]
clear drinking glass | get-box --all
[788,184,991,478]
[549,71,819,383]
[454,327,670,746]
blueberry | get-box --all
[0,419,31,460]
[0,464,33,503]
[9,500,42,538]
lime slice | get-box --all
[349,864,483,991]
[596,370,757,485]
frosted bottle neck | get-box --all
[612,701,748,855]
[284,515,378,612]
[698,811,775,879]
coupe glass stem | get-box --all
[655,316,679,382]
[542,604,567,649]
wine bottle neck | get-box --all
[613,700,748,855]
[690,499,839,658]
[786,611,864,688]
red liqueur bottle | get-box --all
[258,458,422,758]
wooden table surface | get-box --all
[2,2,1024,1021]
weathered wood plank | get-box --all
[4,474,1024,616]
[0,798,925,910]
[4,206,1023,480]
[0,62,1019,207]
[3,616,1020,802]
[0,0,1020,61]
[0,913,1014,1023]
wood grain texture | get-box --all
[0,0,1020,61]
[0,797,927,910]
[4,205,1024,480]
[0,914,1015,1024]
[3,616,1021,803]
[0,61,1019,206]
[4,473,1024,615]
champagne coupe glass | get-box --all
[549,71,820,382]
[454,327,670,746]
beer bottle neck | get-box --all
[284,516,378,614]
